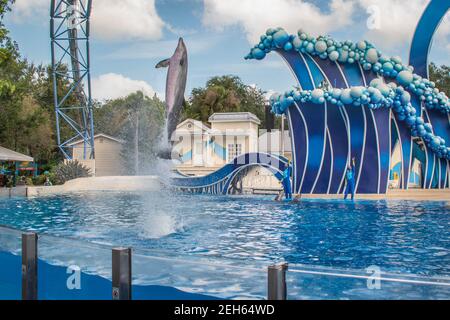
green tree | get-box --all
[0,61,57,162]
[0,1,60,164]
[429,62,449,97]
[0,0,17,97]
[183,75,268,126]
[94,91,165,174]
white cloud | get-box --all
[202,0,356,43]
[165,23,198,37]
[201,0,449,60]
[434,12,450,54]
[9,0,165,41]
[357,0,429,49]
[263,89,277,101]
[91,0,164,41]
[355,0,450,61]
[104,35,225,60]
[8,0,47,21]
[91,73,159,101]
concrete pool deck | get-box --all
[298,189,450,201]
[26,176,162,197]
[20,176,450,201]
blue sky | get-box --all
[4,0,449,101]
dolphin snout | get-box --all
[177,37,186,50]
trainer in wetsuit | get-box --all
[282,161,293,201]
[344,157,356,200]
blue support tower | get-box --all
[50,0,95,160]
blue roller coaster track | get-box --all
[50,0,95,160]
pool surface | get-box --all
[0,191,449,277]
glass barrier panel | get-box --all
[38,234,113,300]
[5,225,449,300]
[132,250,268,300]
[0,226,22,300]
[287,264,450,300]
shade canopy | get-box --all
[0,146,34,162]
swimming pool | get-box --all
[0,191,449,299]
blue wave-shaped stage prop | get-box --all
[172,0,448,195]
[242,1,449,195]
[171,153,289,194]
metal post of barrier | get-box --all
[22,232,38,300]
[267,263,288,300]
[112,247,132,300]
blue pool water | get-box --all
[0,191,449,278]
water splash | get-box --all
[139,211,181,239]
[137,190,185,239]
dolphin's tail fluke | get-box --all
[155,58,170,68]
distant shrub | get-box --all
[5,176,13,188]
[25,177,34,186]
[32,175,47,186]
[52,160,92,185]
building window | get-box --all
[227,143,242,162]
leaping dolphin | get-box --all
[156,38,188,143]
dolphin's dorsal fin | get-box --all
[155,58,171,69]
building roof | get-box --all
[67,133,125,146]
[208,112,261,125]
[173,119,211,141]
[0,146,34,162]
[208,128,254,137]
[176,119,210,131]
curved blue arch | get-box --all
[340,63,368,192]
[409,0,449,78]
[409,0,450,190]
[276,49,327,194]
[171,153,290,195]
[311,57,350,194]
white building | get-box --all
[68,133,124,177]
[173,112,261,176]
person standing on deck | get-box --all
[282,160,293,201]
[344,157,356,200]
